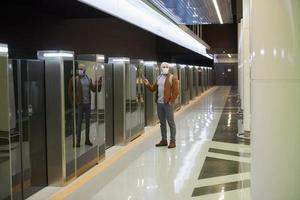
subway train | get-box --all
[0,48,214,200]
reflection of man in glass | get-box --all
[68,64,102,147]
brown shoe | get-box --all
[168,140,176,149]
[155,139,168,147]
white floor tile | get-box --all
[30,87,251,200]
[206,152,251,163]
[64,87,237,200]
[195,173,250,188]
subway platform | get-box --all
[29,86,250,200]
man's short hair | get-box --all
[160,62,170,68]
[79,63,86,70]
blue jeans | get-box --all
[157,103,176,141]
[76,104,91,143]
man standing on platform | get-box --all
[143,62,179,148]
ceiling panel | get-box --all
[148,0,233,24]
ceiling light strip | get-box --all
[79,0,212,59]
[212,0,223,24]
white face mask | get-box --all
[79,69,84,76]
[161,68,169,75]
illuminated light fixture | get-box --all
[260,49,265,55]
[0,46,8,53]
[96,55,105,61]
[169,63,176,67]
[281,50,285,59]
[110,58,130,62]
[273,48,277,56]
[79,0,212,59]
[43,53,73,58]
[227,54,232,58]
[188,65,194,68]
[144,61,157,65]
[179,64,186,68]
[213,0,223,24]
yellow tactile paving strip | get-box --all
[51,87,218,200]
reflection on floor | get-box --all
[192,87,250,199]
[29,86,251,200]
[212,87,250,145]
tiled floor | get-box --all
[29,86,251,200]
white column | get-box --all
[243,0,251,132]
[238,21,244,110]
[250,0,300,199]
